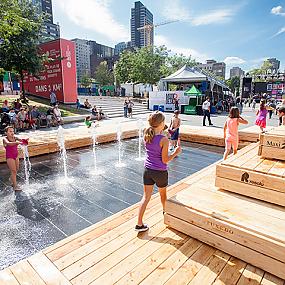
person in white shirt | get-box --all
[202,97,213,126]
[53,105,63,125]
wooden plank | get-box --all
[187,250,230,285]
[70,220,169,284]
[166,200,285,263]
[114,237,200,285]
[216,176,285,207]
[261,272,285,285]
[164,214,285,279]
[212,257,246,285]
[260,146,285,162]
[163,244,216,285]
[137,238,203,285]
[54,203,162,270]
[0,269,19,285]
[268,160,285,177]
[28,252,71,285]
[92,229,193,285]
[236,264,264,285]
[45,181,189,258]
[228,147,259,168]
[169,184,285,242]
[9,260,46,285]
[216,164,285,193]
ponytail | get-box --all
[144,126,155,143]
[144,111,165,143]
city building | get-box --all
[266,58,280,73]
[114,41,132,55]
[32,0,60,41]
[71,38,91,82]
[230,67,245,78]
[88,41,115,77]
[196,60,226,79]
[131,1,154,48]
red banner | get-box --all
[23,38,77,104]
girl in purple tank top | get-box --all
[135,111,182,232]
[255,100,268,133]
[3,126,28,191]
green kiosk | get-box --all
[183,85,203,115]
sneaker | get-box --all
[135,224,149,232]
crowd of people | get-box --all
[0,98,63,133]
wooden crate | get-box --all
[165,167,285,279]
[258,125,285,161]
[215,143,285,206]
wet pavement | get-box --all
[0,139,223,269]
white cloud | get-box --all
[272,26,285,37]
[57,0,128,42]
[224,56,246,65]
[271,6,285,16]
[155,34,208,63]
[162,0,235,26]
[192,9,233,26]
[161,0,191,21]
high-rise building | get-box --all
[266,58,280,73]
[196,60,226,79]
[71,39,91,82]
[32,0,60,41]
[131,1,153,48]
[114,41,132,55]
[230,67,245,78]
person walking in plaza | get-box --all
[168,110,181,150]
[252,99,256,110]
[255,99,268,133]
[223,107,248,160]
[123,99,128,118]
[278,107,285,125]
[135,111,182,232]
[50,91,57,106]
[3,126,28,191]
[202,97,213,126]
[127,99,134,118]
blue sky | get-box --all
[52,0,285,78]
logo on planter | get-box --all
[241,172,264,186]
[266,140,285,149]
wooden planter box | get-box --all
[258,126,285,161]
[165,168,285,280]
[215,143,285,206]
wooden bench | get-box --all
[258,125,285,161]
[165,164,285,280]
[215,143,285,206]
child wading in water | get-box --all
[135,111,182,232]
[255,99,268,133]
[223,107,248,160]
[3,126,28,191]
[168,110,181,150]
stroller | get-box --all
[0,112,11,134]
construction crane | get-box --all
[137,20,179,47]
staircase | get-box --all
[79,96,151,118]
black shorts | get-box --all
[143,168,168,188]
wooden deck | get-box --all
[216,142,285,206]
[1,163,284,285]
[259,125,285,161]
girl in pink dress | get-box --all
[223,107,248,160]
[255,100,268,133]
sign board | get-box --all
[149,91,191,111]
[23,38,77,104]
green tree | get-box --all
[80,75,92,88]
[115,46,168,85]
[0,0,45,95]
[95,61,114,86]
[166,53,197,75]
[225,76,240,93]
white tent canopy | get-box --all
[162,65,207,82]
[160,65,228,90]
